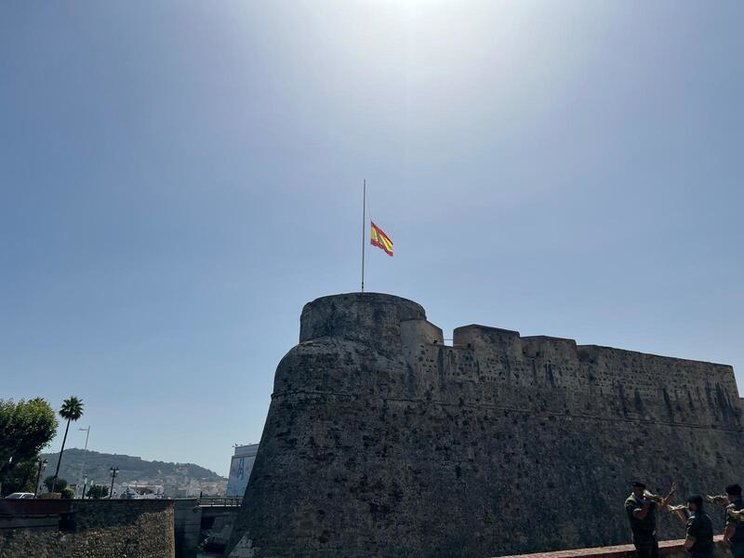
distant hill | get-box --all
[40,449,227,497]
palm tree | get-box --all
[50,397,84,493]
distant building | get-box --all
[120,482,165,499]
[226,443,258,497]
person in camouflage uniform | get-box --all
[680,495,714,558]
[723,484,744,558]
[625,481,675,558]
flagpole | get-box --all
[361,179,366,292]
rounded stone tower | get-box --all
[299,292,426,354]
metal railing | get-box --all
[197,496,242,507]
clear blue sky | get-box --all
[2,2,742,477]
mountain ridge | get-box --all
[40,448,227,497]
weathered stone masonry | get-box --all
[0,499,175,558]
[229,293,743,558]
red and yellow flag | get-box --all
[370,222,394,256]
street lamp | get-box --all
[34,459,48,498]
[78,426,91,498]
[109,466,119,499]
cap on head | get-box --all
[632,481,647,489]
[687,495,704,508]
[726,484,742,497]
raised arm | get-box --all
[668,504,688,524]
[661,481,677,508]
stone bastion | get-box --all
[229,293,743,558]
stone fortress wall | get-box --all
[229,293,743,558]
[0,499,175,558]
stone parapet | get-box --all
[496,536,731,558]
[0,499,175,558]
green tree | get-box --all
[44,475,67,492]
[86,484,108,499]
[0,398,58,496]
[1,458,39,495]
[51,396,84,493]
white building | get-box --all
[120,482,165,499]
[226,443,259,497]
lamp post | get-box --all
[109,466,119,499]
[34,458,48,498]
[78,426,90,498]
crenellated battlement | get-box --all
[453,324,522,358]
[292,293,741,426]
[521,335,579,360]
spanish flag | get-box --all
[370,222,394,256]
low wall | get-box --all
[0,499,175,558]
[497,536,732,558]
